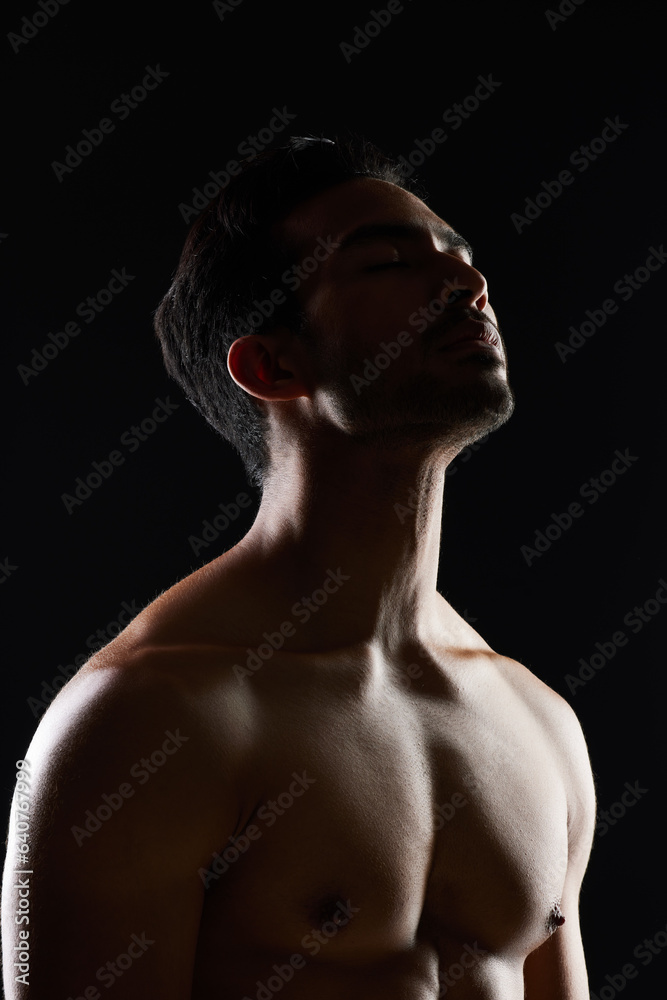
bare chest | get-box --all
[195,651,569,978]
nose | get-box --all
[438,258,489,314]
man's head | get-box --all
[154,135,514,491]
[154,135,417,489]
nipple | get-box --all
[547,902,566,932]
[307,893,351,931]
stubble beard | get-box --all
[322,346,516,457]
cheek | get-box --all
[350,284,429,342]
[304,276,432,355]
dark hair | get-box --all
[153,133,421,490]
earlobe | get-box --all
[227,334,309,402]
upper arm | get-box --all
[1,653,244,999]
[523,693,597,999]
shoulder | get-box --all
[494,652,593,772]
[34,546,271,792]
[3,642,255,993]
[15,640,260,920]
[494,653,582,730]
[29,637,257,829]
[495,654,597,863]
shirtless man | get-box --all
[2,136,596,998]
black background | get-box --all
[2,0,666,993]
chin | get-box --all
[331,363,515,448]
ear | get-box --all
[227,330,311,402]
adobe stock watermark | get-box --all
[394,642,476,689]
[393,433,493,512]
[438,940,488,995]
[394,434,491,520]
[350,276,469,396]
[596,779,648,837]
[198,770,316,888]
[434,791,469,830]
[564,576,667,695]
[10,761,33,986]
[339,1,411,63]
[396,74,502,179]
[27,598,142,718]
[520,447,638,566]
[212,0,245,20]
[545,0,586,31]
[555,243,666,362]
[590,916,667,1000]
[178,106,297,223]
[188,491,252,556]
[241,900,360,1000]
[231,234,338,338]
[8,0,71,54]
[633,920,667,970]
[233,567,350,681]
[71,729,189,846]
[0,556,19,584]
[395,660,424,689]
[17,266,136,385]
[51,65,170,183]
[511,115,628,234]
[63,931,155,997]
[351,330,414,394]
[445,433,491,478]
[60,396,180,514]
[278,234,339,294]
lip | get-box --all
[438,318,501,351]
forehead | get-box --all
[274,177,456,259]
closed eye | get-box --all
[366,260,409,271]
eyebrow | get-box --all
[334,221,474,263]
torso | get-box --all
[82,568,573,999]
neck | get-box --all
[233,436,459,655]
